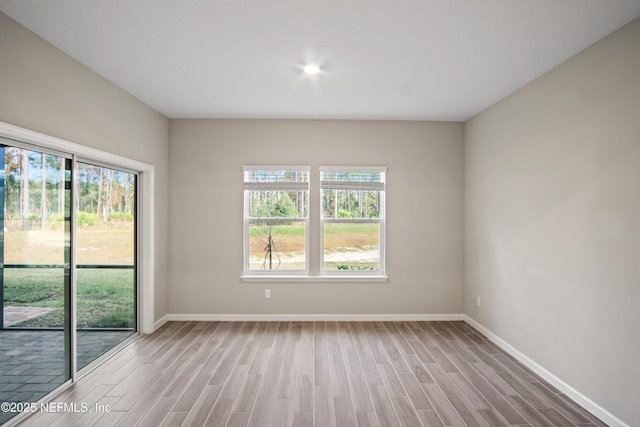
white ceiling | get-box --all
[1,1,640,121]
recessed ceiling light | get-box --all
[303,64,321,75]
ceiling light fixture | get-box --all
[303,64,321,75]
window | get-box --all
[243,166,309,274]
[242,166,386,280]
[320,167,386,274]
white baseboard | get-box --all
[463,315,629,427]
[165,313,464,322]
[151,314,168,332]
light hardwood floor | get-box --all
[18,321,606,426]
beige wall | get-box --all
[168,119,464,315]
[465,18,640,426]
[0,12,170,321]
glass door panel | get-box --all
[75,162,136,371]
[0,144,71,425]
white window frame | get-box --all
[242,165,310,276]
[319,166,386,276]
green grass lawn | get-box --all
[3,268,134,329]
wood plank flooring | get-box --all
[18,321,607,427]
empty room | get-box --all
[0,1,639,426]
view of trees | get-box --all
[320,170,383,219]
[246,189,380,219]
[76,162,135,224]
[244,169,308,219]
[322,189,381,219]
[249,190,302,218]
[3,147,135,230]
[3,148,67,230]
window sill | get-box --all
[241,275,388,283]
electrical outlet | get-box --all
[477,296,481,307]
[265,289,271,299]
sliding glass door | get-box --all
[0,141,138,424]
[0,142,72,425]
[75,162,136,371]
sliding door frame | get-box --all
[73,158,140,378]
[0,138,143,383]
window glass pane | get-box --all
[1,145,71,424]
[76,268,135,329]
[3,268,65,328]
[76,164,135,265]
[3,148,68,264]
[320,171,384,184]
[323,223,380,271]
[248,222,306,271]
[248,190,307,218]
[322,189,381,219]
[76,268,135,370]
[75,162,136,371]
[244,170,309,183]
